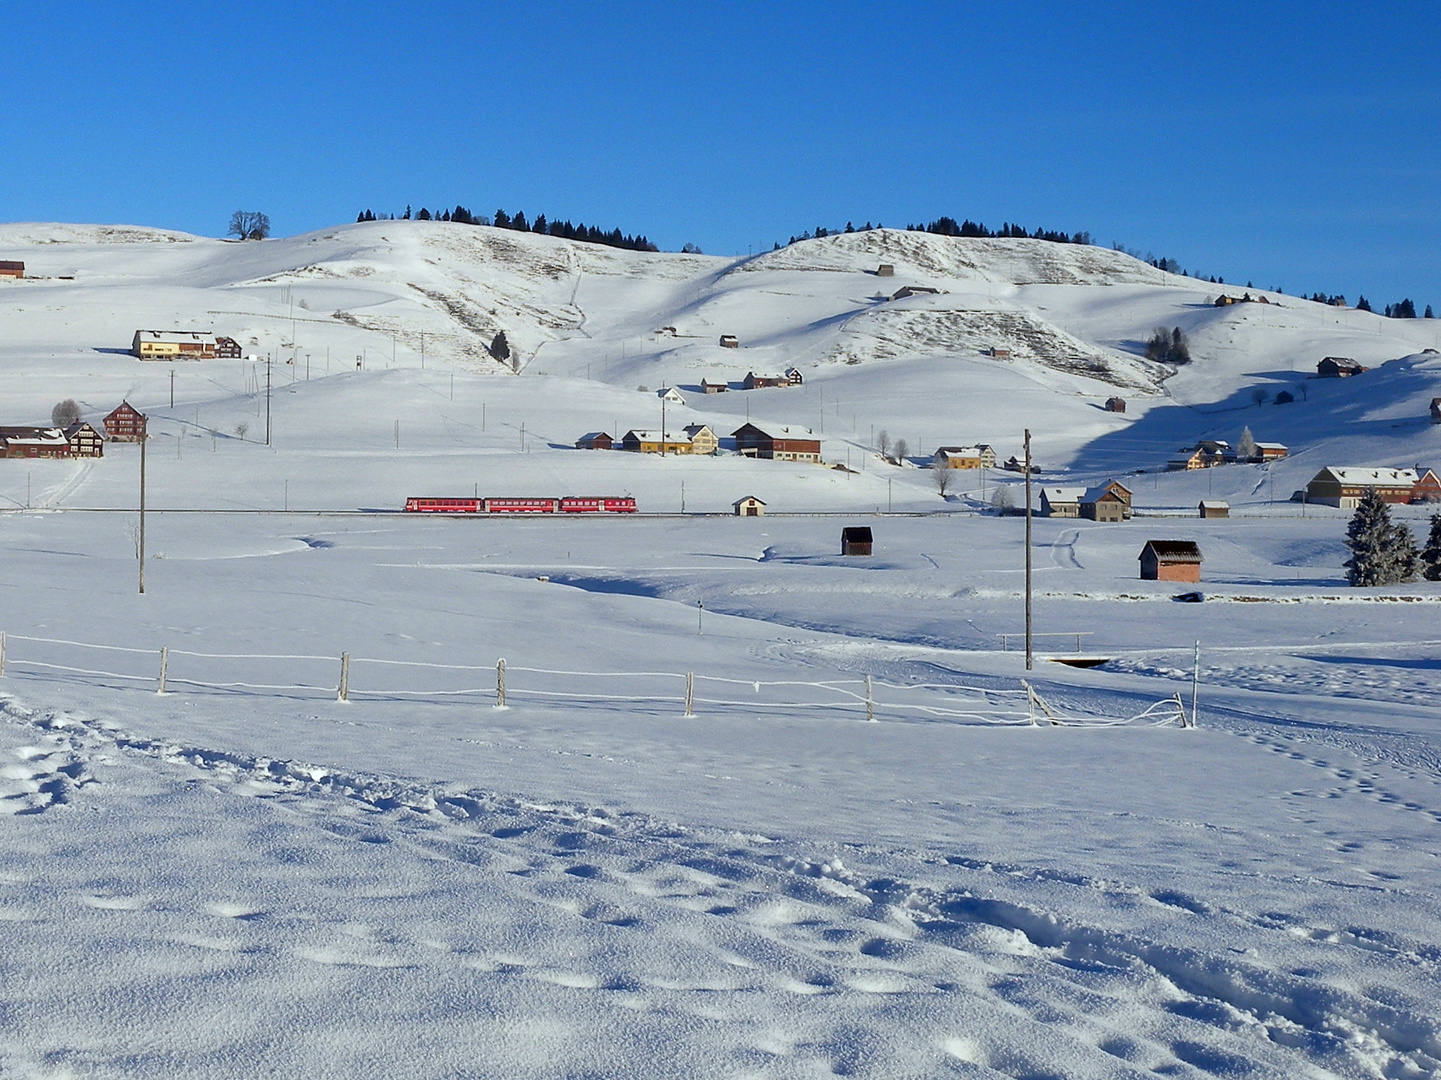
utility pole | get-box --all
[420,332,425,370]
[661,394,667,454]
[1024,428,1033,671]
[169,369,174,408]
[139,427,148,595]
[265,355,272,446]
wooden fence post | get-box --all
[337,652,350,702]
[1024,680,1038,726]
[865,675,875,722]
[157,646,169,695]
[496,658,506,708]
[0,631,6,678]
[684,672,694,717]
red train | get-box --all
[404,496,637,514]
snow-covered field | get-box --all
[1,222,1439,1078]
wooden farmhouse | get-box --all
[131,330,238,360]
[1303,466,1439,507]
[1140,540,1203,582]
[841,526,873,556]
[934,445,996,470]
[784,367,804,386]
[0,427,71,459]
[0,261,23,279]
[733,495,766,516]
[682,424,719,455]
[1080,480,1133,522]
[742,371,788,390]
[657,386,685,404]
[1104,396,1126,413]
[1431,398,1441,424]
[732,423,821,463]
[1414,469,1441,503]
[1003,455,1031,474]
[1252,442,1288,462]
[701,378,729,394]
[1169,441,1233,470]
[1039,486,1085,517]
[65,422,104,458]
[1198,500,1229,518]
[1317,356,1366,378]
[103,401,147,441]
[621,429,693,455]
[575,431,614,450]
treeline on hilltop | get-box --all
[346,203,1430,317]
[354,205,657,253]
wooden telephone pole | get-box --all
[1024,428,1033,671]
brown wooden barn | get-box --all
[732,423,821,462]
[841,526,873,556]
[103,401,147,442]
[1198,500,1229,518]
[1317,356,1366,378]
[1140,540,1203,582]
[0,427,71,458]
[575,431,614,450]
[1104,396,1126,413]
[0,261,24,279]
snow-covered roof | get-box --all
[135,330,216,344]
[1041,486,1085,501]
[1319,467,1419,485]
[936,446,985,456]
[1082,481,1131,502]
[1254,442,1287,451]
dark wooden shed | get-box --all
[841,526,873,556]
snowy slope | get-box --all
[1,221,1441,1077]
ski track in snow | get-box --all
[2,696,1439,1079]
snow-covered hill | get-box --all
[3,221,1441,1078]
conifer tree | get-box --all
[1422,513,1441,581]
[1345,490,1418,586]
[1237,426,1257,461]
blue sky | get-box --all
[3,1,1438,306]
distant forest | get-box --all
[355,205,657,253]
[350,205,1428,318]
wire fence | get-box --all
[0,631,1189,729]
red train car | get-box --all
[483,497,559,514]
[559,496,638,513]
[404,497,481,513]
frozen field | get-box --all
[1,223,1440,1078]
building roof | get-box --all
[682,424,714,436]
[936,445,985,456]
[135,330,217,344]
[733,495,766,506]
[1199,500,1230,509]
[1315,467,1420,486]
[577,431,611,442]
[1253,442,1287,451]
[1140,540,1203,562]
[1081,480,1132,502]
[0,427,68,445]
[1040,486,1086,502]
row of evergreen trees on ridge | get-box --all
[1346,493,1441,586]
[349,204,1428,316]
[355,206,657,252]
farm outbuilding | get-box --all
[841,527,873,556]
[575,432,614,450]
[876,264,895,277]
[719,335,739,348]
[1431,398,1441,424]
[1104,397,1126,413]
[1140,540,1203,582]
[1198,500,1229,518]
[0,261,24,279]
[733,495,766,517]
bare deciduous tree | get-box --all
[51,399,81,428]
[991,486,1015,512]
[234,421,249,441]
[934,463,953,498]
[893,438,909,463]
[876,429,890,458]
[228,211,271,241]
